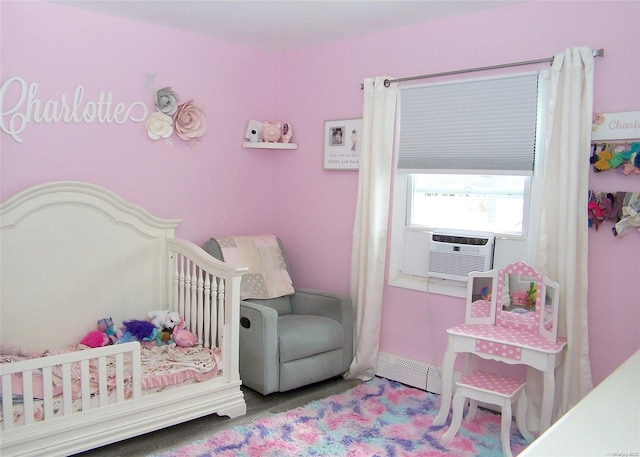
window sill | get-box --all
[388,272,467,298]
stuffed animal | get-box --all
[122,319,156,341]
[81,330,109,348]
[144,328,173,346]
[165,312,181,329]
[81,317,121,347]
[97,317,122,344]
[172,319,197,348]
[116,330,136,344]
[147,310,181,330]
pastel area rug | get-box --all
[151,376,530,457]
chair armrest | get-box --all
[291,289,354,372]
[238,301,280,395]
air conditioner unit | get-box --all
[427,233,494,281]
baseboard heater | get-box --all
[376,352,515,414]
[377,352,504,415]
[376,352,443,394]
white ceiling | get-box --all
[55,0,520,52]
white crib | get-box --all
[0,181,247,457]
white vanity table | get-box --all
[433,262,567,433]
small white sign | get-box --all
[592,111,640,141]
[323,118,362,170]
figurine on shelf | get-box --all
[281,122,293,143]
[262,121,282,143]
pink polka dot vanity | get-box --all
[434,262,567,455]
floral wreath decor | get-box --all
[145,87,207,145]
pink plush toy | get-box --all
[80,330,109,348]
[172,320,197,348]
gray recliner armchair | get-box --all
[202,236,354,395]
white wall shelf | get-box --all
[242,142,297,150]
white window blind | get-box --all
[397,73,540,175]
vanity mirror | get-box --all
[466,270,497,325]
[465,261,560,342]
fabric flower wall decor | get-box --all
[146,112,173,140]
[146,84,207,145]
[155,87,179,116]
[174,100,207,141]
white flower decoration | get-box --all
[146,112,174,140]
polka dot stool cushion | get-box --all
[445,369,531,457]
[457,369,525,396]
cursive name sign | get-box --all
[0,76,149,143]
[592,111,640,141]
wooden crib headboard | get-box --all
[1,181,181,352]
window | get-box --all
[389,71,548,297]
[408,174,528,236]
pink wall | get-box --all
[271,1,640,386]
[2,1,639,386]
[1,1,277,244]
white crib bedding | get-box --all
[1,343,221,426]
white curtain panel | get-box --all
[345,76,398,381]
[529,46,594,431]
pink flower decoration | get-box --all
[173,100,207,141]
[592,112,605,125]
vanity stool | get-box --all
[442,369,533,457]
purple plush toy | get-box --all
[122,320,156,341]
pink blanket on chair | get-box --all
[215,235,294,300]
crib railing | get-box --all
[166,239,246,350]
[1,342,141,431]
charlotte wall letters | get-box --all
[0,76,148,143]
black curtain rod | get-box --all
[360,48,604,89]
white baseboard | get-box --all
[376,352,446,394]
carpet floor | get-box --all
[150,376,530,456]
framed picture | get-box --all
[323,118,362,170]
